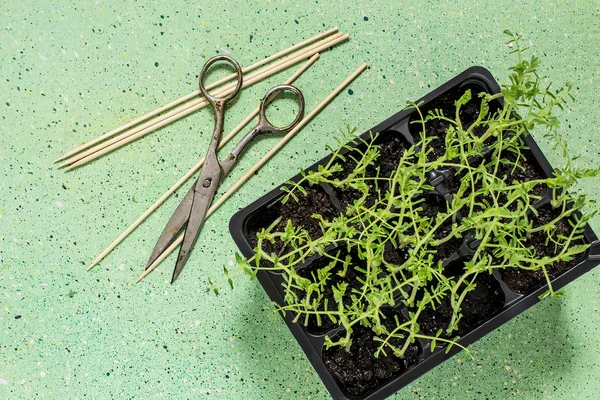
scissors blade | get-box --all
[171,186,215,283]
[145,186,195,270]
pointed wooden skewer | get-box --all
[54,27,338,163]
[136,62,368,282]
[59,33,349,170]
[86,54,320,271]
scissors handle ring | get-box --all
[199,55,243,107]
[258,84,305,134]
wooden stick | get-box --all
[54,27,338,163]
[136,62,367,282]
[58,33,342,169]
[60,33,348,170]
[86,54,320,271]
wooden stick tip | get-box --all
[86,258,101,271]
[135,270,148,283]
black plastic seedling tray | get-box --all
[229,66,600,400]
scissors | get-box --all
[146,55,305,283]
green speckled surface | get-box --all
[1,1,599,399]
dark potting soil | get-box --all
[415,259,504,338]
[293,249,366,335]
[416,192,462,261]
[446,148,546,197]
[443,169,471,197]
[376,131,411,178]
[384,241,409,266]
[331,151,377,209]
[490,148,547,199]
[499,205,587,294]
[245,186,338,260]
[409,83,497,162]
[332,131,408,209]
[323,309,422,397]
[443,152,546,218]
[418,191,449,218]
[432,223,463,262]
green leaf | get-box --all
[208,277,219,296]
[455,89,472,110]
[332,283,348,304]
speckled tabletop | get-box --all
[2,1,600,399]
